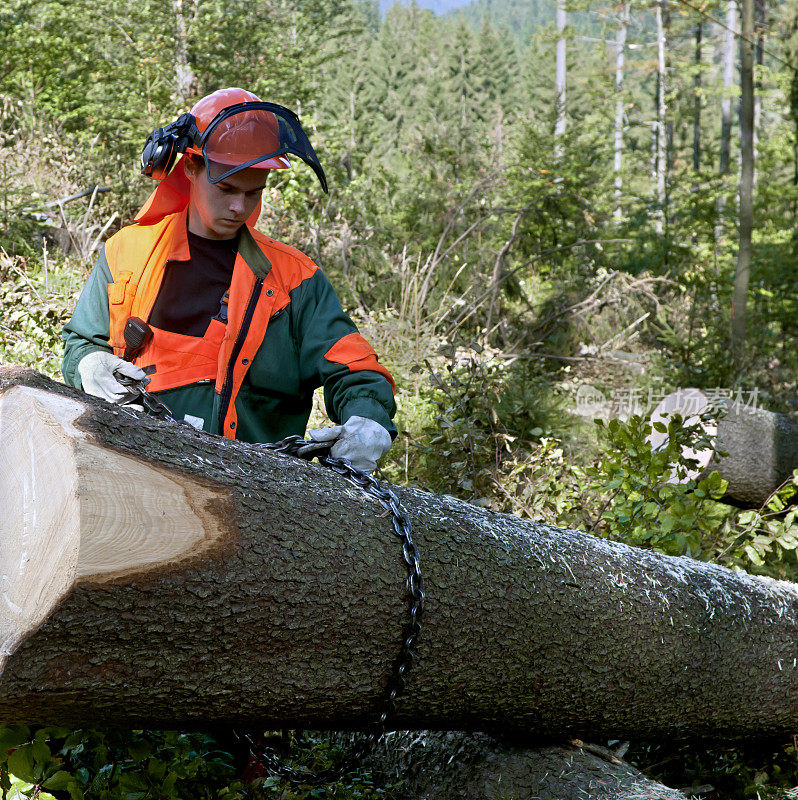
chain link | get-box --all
[240,435,423,784]
[116,399,420,782]
[113,372,181,421]
[262,435,424,732]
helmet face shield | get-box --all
[198,102,328,192]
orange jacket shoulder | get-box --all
[249,229,318,294]
[104,217,173,278]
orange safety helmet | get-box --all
[183,88,291,173]
[137,87,327,223]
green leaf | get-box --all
[32,739,51,766]
[8,743,37,783]
[118,771,148,793]
[744,545,764,566]
[660,515,676,534]
[161,771,179,795]
[0,726,31,760]
[67,779,85,800]
[37,727,70,742]
[127,740,152,763]
[43,770,74,791]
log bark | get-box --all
[2,367,798,739]
[335,732,689,800]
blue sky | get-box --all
[378,0,472,14]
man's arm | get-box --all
[62,247,115,388]
[291,268,397,438]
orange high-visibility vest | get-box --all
[103,208,393,439]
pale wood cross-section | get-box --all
[0,384,228,667]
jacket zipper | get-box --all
[218,278,264,433]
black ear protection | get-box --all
[140,113,199,180]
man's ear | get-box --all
[183,156,199,185]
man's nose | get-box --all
[228,193,245,213]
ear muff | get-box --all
[140,113,199,180]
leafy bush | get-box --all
[587,412,730,557]
[0,251,85,378]
[0,728,401,800]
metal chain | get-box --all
[241,435,424,784]
[262,435,424,731]
[116,391,421,780]
[113,373,181,421]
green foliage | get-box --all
[588,412,730,558]
[0,252,84,377]
[0,727,238,800]
[715,471,798,578]
[581,413,798,579]
[0,729,401,800]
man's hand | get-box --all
[305,415,392,473]
[77,351,150,404]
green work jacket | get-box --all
[62,218,396,444]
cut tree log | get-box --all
[334,732,690,800]
[647,388,798,506]
[2,367,798,739]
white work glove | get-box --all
[77,351,149,405]
[306,415,392,473]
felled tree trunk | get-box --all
[335,732,689,800]
[712,405,798,506]
[2,367,798,739]
[649,389,798,506]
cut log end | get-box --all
[0,386,232,666]
[0,387,82,661]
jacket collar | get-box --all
[158,208,272,279]
[238,227,273,280]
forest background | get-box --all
[0,0,797,796]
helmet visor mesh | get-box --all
[200,102,327,192]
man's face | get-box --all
[185,160,269,239]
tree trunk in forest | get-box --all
[717,0,739,244]
[720,0,738,175]
[693,22,702,172]
[336,732,689,800]
[614,0,629,219]
[3,368,798,739]
[172,0,195,105]
[753,0,765,184]
[655,0,667,233]
[732,0,754,360]
[555,0,567,157]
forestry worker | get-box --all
[61,87,396,472]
